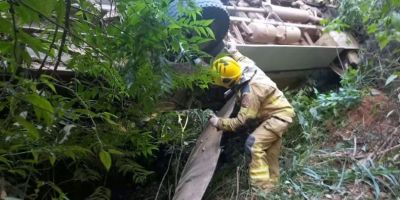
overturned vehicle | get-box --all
[166,0,359,86]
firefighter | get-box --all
[209,46,295,192]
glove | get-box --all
[209,114,219,127]
[226,42,237,54]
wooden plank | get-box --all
[173,96,237,200]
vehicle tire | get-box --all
[168,0,230,56]
[207,40,225,56]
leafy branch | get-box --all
[17,0,112,62]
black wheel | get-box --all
[207,40,225,57]
[168,0,230,56]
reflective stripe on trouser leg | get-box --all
[249,141,270,183]
[246,123,280,189]
[266,138,282,184]
[263,117,289,184]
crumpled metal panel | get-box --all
[237,44,347,72]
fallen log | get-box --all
[172,96,237,200]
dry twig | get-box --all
[372,127,398,160]
[155,148,175,200]
[236,166,240,200]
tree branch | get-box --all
[53,0,71,72]
[37,26,59,75]
[9,1,18,70]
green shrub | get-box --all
[0,0,214,198]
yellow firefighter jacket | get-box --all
[216,51,295,132]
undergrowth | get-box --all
[205,0,400,199]
[206,67,399,199]
[0,0,216,199]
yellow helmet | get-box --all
[211,56,242,88]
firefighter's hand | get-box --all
[209,114,219,127]
[226,42,237,54]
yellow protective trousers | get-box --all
[245,116,290,189]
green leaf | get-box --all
[24,93,54,124]
[108,149,124,155]
[0,18,12,33]
[15,116,40,140]
[320,18,329,26]
[9,169,27,177]
[367,24,378,34]
[385,74,398,86]
[87,186,111,200]
[0,102,6,112]
[31,150,39,163]
[49,153,56,166]
[202,19,213,27]
[0,41,12,54]
[0,1,9,11]
[377,33,390,49]
[205,27,215,39]
[19,31,47,53]
[40,74,58,81]
[99,150,112,171]
[40,75,57,93]
[168,23,181,29]
[134,1,146,13]
[359,163,380,199]
[24,0,56,18]
[55,0,66,23]
[101,112,118,125]
[75,109,96,117]
[198,27,207,37]
[24,94,54,114]
[15,4,40,23]
[21,48,32,67]
[0,156,11,167]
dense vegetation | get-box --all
[0,0,399,199]
[0,0,214,199]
